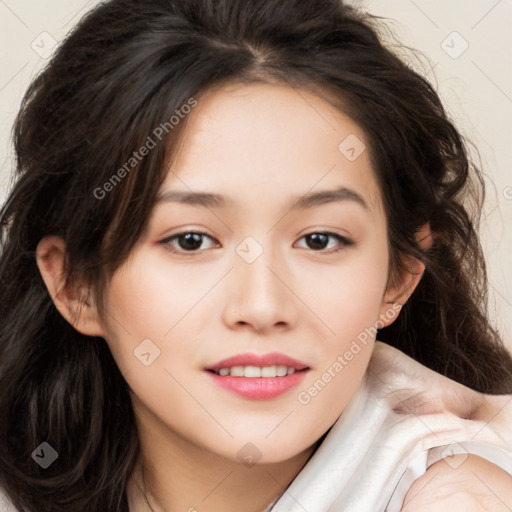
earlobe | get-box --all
[36,236,105,337]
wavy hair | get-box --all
[1,0,512,510]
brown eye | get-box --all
[296,232,354,252]
[160,232,218,253]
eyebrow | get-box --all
[155,186,368,211]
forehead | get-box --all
[161,81,384,217]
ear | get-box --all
[378,223,432,328]
[36,235,106,337]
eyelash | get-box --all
[159,231,355,255]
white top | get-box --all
[2,342,512,511]
[263,342,512,511]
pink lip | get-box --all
[204,352,310,400]
[206,372,308,400]
[205,352,309,372]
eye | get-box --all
[159,231,219,253]
[159,230,354,255]
[295,232,354,252]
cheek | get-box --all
[100,261,212,439]
[287,250,389,428]
[105,251,218,338]
[99,254,206,377]
[294,248,389,340]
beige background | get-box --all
[0,0,511,348]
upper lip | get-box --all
[205,352,310,372]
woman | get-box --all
[1,0,511,510]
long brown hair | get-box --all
[1,0,511,510]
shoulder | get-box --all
[401,454,512,511]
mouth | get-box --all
[204,352,310,400]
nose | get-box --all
[222,247,297,334]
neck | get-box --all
[126,397,320,512]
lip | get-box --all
[204,352,310,400]
[205,352,309,372]
[206,371,308,400]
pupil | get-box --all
[308,233,328,250]
[180,233,203,250]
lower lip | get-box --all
[206,370,309,400]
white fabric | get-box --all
[2,342,512,511]
[265,342,512,511]
[0,492,15,512]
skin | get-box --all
[36,82,439,511]
[402,454,512,511]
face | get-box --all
[98,82,395,464]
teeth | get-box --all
[230,366,244,377]
[277,365,288,376]
[214,365,301,377]
[244,366,261,377]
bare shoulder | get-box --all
[401,454,512,511]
